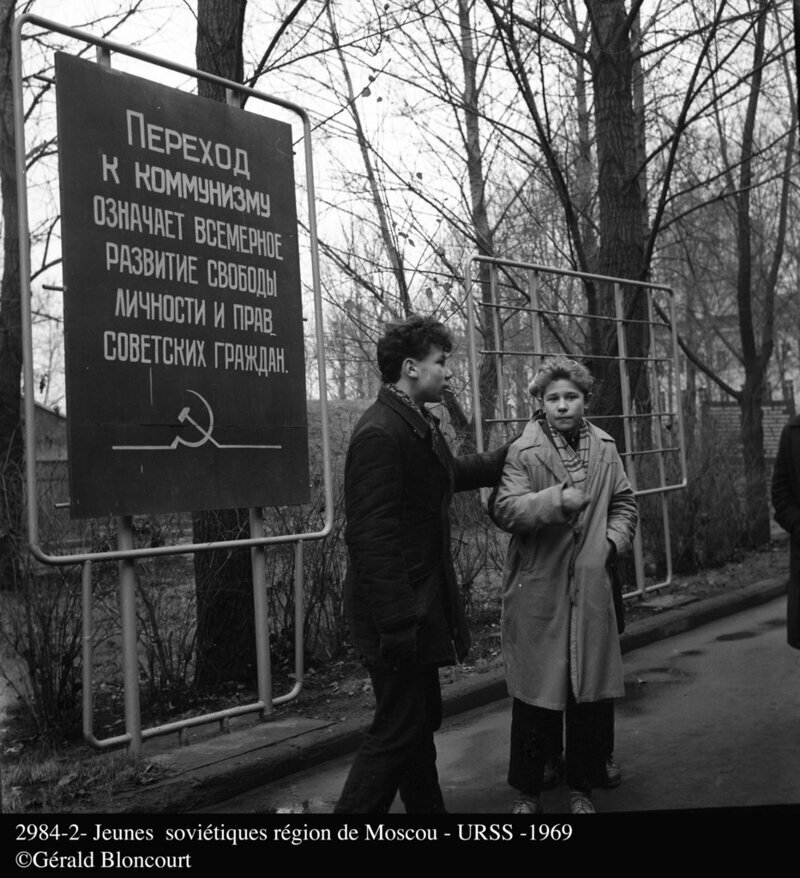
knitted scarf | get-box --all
[542,416,590,492]
[385,383,448,466]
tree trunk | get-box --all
[740,370,770,546]
[192,507,256,686]
[735,0,773,547]
[0,0,23,590]
[585,0,649,448]
[458,0,500,448]
[192,0,255,689]
[195,0,246,102]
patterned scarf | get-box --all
[543,417,590,492]
[385,383,448,466]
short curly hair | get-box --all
[377,314,453,383]
[528,356,594,399]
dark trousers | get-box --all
[333,664,446,814]
[508,695,610,796]
[787,535,800,648]
[530,699,614,763]
[602,698,615,759]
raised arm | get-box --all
[490,444,569,534]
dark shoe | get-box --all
[569,791,595,814]
[596,758,622,789]
[542,756,564,789]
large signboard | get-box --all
[55,53,310,518]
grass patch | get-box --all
[2,745,172,813]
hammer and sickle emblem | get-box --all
[112,389,281,451]
[174,390,215,448]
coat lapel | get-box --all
[584,422,601,489]
[518,419,570,484]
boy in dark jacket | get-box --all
[334,314,508,813]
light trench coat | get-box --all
[492,417,638,710]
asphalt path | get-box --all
[195,596,800,815]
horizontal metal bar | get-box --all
[18,13,311,119]
[140,701,269,741]
[30,524,328,567]
[87,680,304,750]
[481,348,673,363]
[487,412,679,425]
[621,446,682,458]
[632,480,688,498]
[615,411,679,420]
[622,575,673,600]
[466,254,673,293]
[479,299,672,329]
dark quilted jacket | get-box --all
[343,386,507,666]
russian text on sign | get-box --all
[194,216,282,258]
[105,242,199,284]
[114,288,208,326]
[103,331,207,367]
[214,342,286,376]
[134,161,271,218]
[207,259,277,297]
[127,109,252,180]
[232,303,273,334]
[94,196,186,240]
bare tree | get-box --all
[308,1,533,442]
[190,0,256,689]
[730,0,794,545]
[658,1,797,545]
[481,1,795,539]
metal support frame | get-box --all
[13,15,331,753]
[613,284,647,594]
[464,254,687,599]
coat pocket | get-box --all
[507,568,564,620]
[407,566,440,619]
[512,532,538,573]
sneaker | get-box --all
[595,758,622,789]
[603,758,622,788]
[511,797,541,814]
[542,756,564,789]
[569,791,595,814]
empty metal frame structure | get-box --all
[464,255,687,598]
[13,14,333,753]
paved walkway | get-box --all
[191,593,800,813]
[105,574,790,814]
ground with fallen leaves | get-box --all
[1,538,789,812]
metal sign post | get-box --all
[13,14,333,751]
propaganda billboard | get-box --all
[55,52,310,518]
